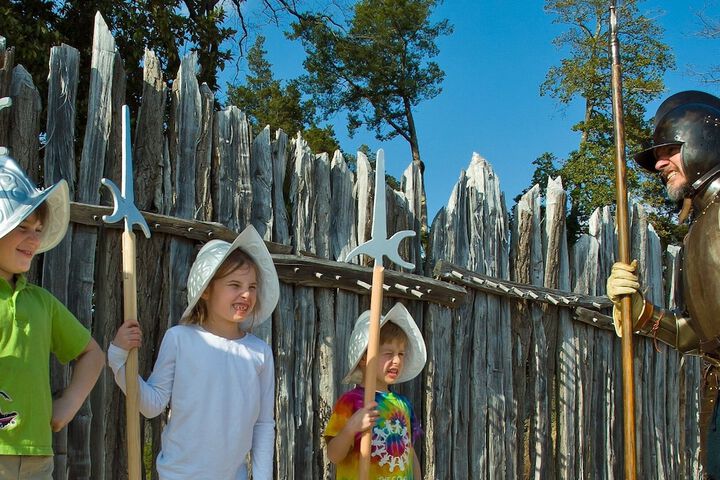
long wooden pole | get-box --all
[343,148,415,479]
[122,230,142,480]
[101,104,148,480]
[609,4,637,479]
[359,264,385,480]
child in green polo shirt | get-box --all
[0,155,104,479]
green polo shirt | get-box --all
[0,275,90,455]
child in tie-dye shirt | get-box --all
[324,303,427,479]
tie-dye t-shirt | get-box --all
[324,387,422,479]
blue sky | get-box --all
[227,1,719,221]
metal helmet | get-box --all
[652,90,720,129]
[634,93,720,194]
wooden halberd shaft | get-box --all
[610,3,638,479]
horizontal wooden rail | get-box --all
[70,201,293,253]
[434,261,687,341]
[70,202,466,307]
[434,260,620,331]
[434,260,613,310]
[273,254,465,307]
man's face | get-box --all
[654,144,690,201]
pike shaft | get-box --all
[610,4,638,479]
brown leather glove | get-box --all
[606,260,645,337]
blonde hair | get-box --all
[357,321,408,379]
[33,202,49,224]
[182,249,261,327]
[379,321,408,345]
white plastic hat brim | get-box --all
[343,302,427,385]
[181,225,280,327]
[0,155,70,252]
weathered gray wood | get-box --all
[401,158,428,235]
[132,48,171,480]
[250,127,274,344]
[510,184,538,479]
[546,177,575,480]
[8,65,41,176]
[42,43,79,327]
[516,183,549,480]
[196,83,214,220]
[84,47,126,480]
[271,127,294,480]
[290,134,318,478]
[42,41,79,480]
[291,134,316,252]
[134,49,166,213]
[313,152,334,479]
[482,161,513,480]
[386,187,416,274]
[355,151,372,265]
[194,87,210,221]
[425,206,451,480]
[213,105,251,230]
[44,45,79,197]
[401,162,423,274]
[443,170,472,478]
[162,139,171,215]
[0,39,14,147]
[7,65,42,283]
[330,149,358,405]
[329,150,359,414]
[593,207,623,480]
[630,203,658,477]
[456,154,513,479]
[168,53,201,325]
[571,232,596,478]
[273,280,296,480]
[63,13,116,480]
[251,126,273,240]
[271,129,290,244]
[538,177,564,479]
[330,151,357,262]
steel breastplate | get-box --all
[684,179,720,344]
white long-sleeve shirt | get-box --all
[108,324,275,480]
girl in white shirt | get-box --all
[109,225,279,480]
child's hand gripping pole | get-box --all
[101,105,151,480]
[342,149,415,480]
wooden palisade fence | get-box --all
[0,13,702,480]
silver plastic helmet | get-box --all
[634,92,720,194]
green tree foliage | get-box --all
[226,35,340,154]
[289,0,452,171]
[535,0,681,243]
[290,0,451,234]
[0,1,236,113]
[0,0,63,88]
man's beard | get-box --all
[667,180,692,202]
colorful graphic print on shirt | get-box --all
[325,387,422,479]
[0,390,18,430]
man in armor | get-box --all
[606,90,720,478]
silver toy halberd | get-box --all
[100,105,151,239]
[342,149,415,269]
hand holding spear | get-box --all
[609,3,637,478]
[101,105,151,480]
[343,149,416,480]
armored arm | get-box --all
[634,298,700,353]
